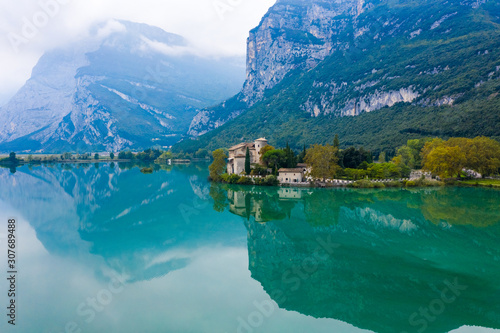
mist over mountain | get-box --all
[0,20,245,153]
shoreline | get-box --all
[0,158,208,167]
[213,173,500,190]
[3,162,498,189]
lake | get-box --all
[0,163,499,333]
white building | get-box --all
[227,138,269,175]
[278,168,305,184]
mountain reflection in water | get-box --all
[0,164,499,333]
[211,184,500,333]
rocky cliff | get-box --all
[179,0,500,152]
[189,0,367,136]
[242,0,365,104]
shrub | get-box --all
[344,168,368,180]
[415,178,445,187]
[350,180,385,188]
[220,173,230,183]
[251,164,269,176]
[118,151,135,160]
[222,174,241,184]
[237,176,254,185]
[406,181,417,187]
[263,175,279,186]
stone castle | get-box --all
[227,138,269,175]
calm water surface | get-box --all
[0,163,499,333]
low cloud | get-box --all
[95,19,127,39]
[0,0,276,106]
[140,36,201,57]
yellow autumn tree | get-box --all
[304,144,340,181]
[420,138,445,163]
[463,137,500,177]
[422,136,500,177]
[423,145,466,179]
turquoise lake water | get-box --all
[0,163,499,333]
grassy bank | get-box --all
[458,179,500,188]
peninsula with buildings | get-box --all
[209,136,500,189]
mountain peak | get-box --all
[90,19,187,48]
[179,0,500,153]
[0,21,245,153]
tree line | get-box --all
[209,135,500,183]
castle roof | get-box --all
[229,142,256,151]
[278,168,305,173]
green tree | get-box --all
[304,144,340,181]
[209,149,227,181]
[298,144,307,163]
[333,134,340,148]
[369,162,404,179]
[118,151,135,160]
[396,145,416,169]
[245,147,251,175]
[284,142,297,168]
[407,138,430,169]
[136,149,162,161]
[378,151,387,163]
[392,155,411,178]
[259,145,275,163]
[9,152,16,162]
[155,151,173,164]
[110,152,115,160]
[195,149,209,159]
[341,147,372,169]
[262,149,286,170]
[94,153,99,160]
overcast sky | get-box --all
[0,0,276,106]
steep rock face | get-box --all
[303,85,421,117]
[178,0,500,153]
[0,20,244,152]
[242,0,366,104]
[189,0,367,136]
[0,48,89,143]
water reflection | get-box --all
[0,164,499,333]
[212,184,500,333]
[0,163,245,283]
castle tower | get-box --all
[254,138,269,164]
